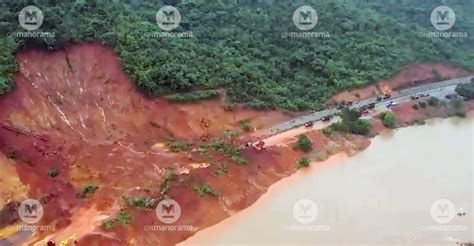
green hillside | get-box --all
[1,0,473,110]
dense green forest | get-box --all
[1,0,473,110]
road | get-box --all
[267,76,473,134]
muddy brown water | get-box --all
[184,117,473,245]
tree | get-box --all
[428,97,441,107]
[455,81,474,100]
[1,1,473,109]
[333,107,371,135]
[349,119,372,135]
[449,98,466,117]
[380,111,396,128]
[294,134,312,152]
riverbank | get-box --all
[183,116,473,245]
[0,44,472,245]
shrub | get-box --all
[102,220,115,230]
[102,211,132,230]
[380,111,396,128]
[116,212,132,225]
[321,127,333,135]
[209,140,247,165]
[223,103,237,111]
[297,157,310,169]
[48,167,59,177]
[412,103,419,110]
[192,182,219,197]
[78,185,98,198]
[212,164,229,177]
[418,102,427,108]
[293,134,312,152]
[166,140,189,152]
[124,196,156,209]
[239,120,252,132]
[160,169,177,195]
[455,81,474,100]
[428,97,440,107]
[230,155,248,165]
[349,119,372,135]
[448,98,466,117]
[222,130,237,139]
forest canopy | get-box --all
[1,0,473,111]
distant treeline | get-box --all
[1,0,473,110]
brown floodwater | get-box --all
[184,117,473,245]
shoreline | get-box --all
[180,152,349,246]
[181,116,474,245]
[0,42,472,245]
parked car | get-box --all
[386,101,397,108]
[304,121,314,127]
[419,93,430,98]
[383,93,392,99]
[321,116,332,121]
[445,94,457,100]
[411,95,420,100]
[367,103,376,109]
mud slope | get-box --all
[327,63,472,104]
[1,44,365,245]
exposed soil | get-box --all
[0,44,471,246]
[0,44,359,245]
[370,99,474,136]
[327,63,472,105]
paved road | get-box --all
[268,76,473,134]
